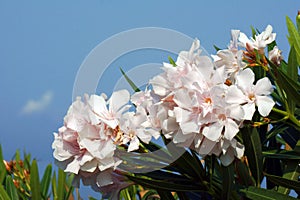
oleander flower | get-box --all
[239,25,276,51]
[226,68,275,120]
[52,95,119,174]
[212,30,246,79]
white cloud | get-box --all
[21,91,53,114]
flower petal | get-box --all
[256,96,275,117]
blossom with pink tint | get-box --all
[120,106,160,152]
[88,90,131,129]
[52,94,121,175]
[269,46,283,65]
[212,30,246,79]
[226,68,275,120]
[239,25,276,51]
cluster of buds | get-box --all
[3,159,31,197]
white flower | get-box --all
[88,90,131,129]
[226,68,275,120]
[52,95,120,174]
[120,106,160,152]
[239,25,276,50]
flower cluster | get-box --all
[52,25,278,195]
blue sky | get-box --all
[0,0,299,198]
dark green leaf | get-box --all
[262,150,300,160]
[30,159,41,200]
[221,163,234,200]
[240,186,296,200]
[213,45,221,51]
[277,160,300,194]
[287,46,298,114]
[127,175,206,192]
[40,164,52,199]
[5,176,18,200]
[65,174,74,200]
[265,173,300,192]
[236,160,255,187]
[241,127,263,186]
[120,68,141,92]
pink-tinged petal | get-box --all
[80,159,98,172]
[228,104,244,120]
[65,158,80,174]
[238,32,252,48]
[254,77,273,95]
[128,137,140,152]
[226,86,247,104]
[220,148,235,166]
[234,141,245,159]
[196,56,214,79]
[180,121,200,134]
[256,96,275,117]
[173,89,193,109]
[78,124,99,140]
[198,137,216,155]
[149,75,170,96]
[89,95,107,117]
[236,68,255,90]
[224,119,239,140]
[202,123,222,142]
[242,103,256,120]
[109,90,130,114]
[98,158,116,171]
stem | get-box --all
[272,107,300,128]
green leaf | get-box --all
[240,186,296,200]
[64,174,74,200]
[221,163,234,200]
[287,46,298,114]
[213,45,222,51]
[57,169,66,200]
[168,56,176,67]
[265,173,300,193]
[0,184,11,200]
[235,160,255,187]
[120,68,141,92]
[51,171,57,200]
[277,68,300,108]
[40,164,52,199]
[127,175,206,192]
[277,159,300,194]
[241,127,263,186]
[30,159,41,200]
[0,145,7,184]
[262,150,300,160]
[5,176,18,200]
[297,12,300,34]
[286,16,300,65]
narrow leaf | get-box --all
[57,169,66,200]
[5,176,18,200]
[240,186,296,200]
[286,16,300,64]
[0,184,11,200]
[120,68,140,92]
[30,159,41,200]
[40,164,52,199]
[241,127,263,186]
[168,56,176,67]
[221,163,234,200]
[51,171,57,200]
[0,145,7,184]
[265,173,300,192]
